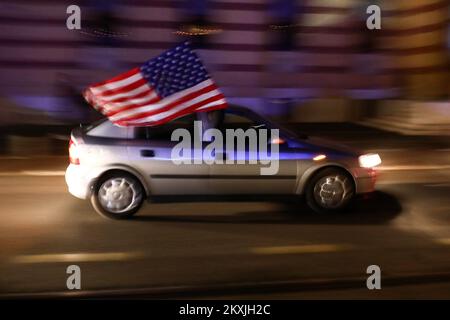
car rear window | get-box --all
[134,114,196,141]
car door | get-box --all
[127,115,210,195]
[208,112,297,194]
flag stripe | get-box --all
[95,77,148,98]
[99,87,155,105]
[93,83,153,103]
[108,79,216,121]
[109,80,219,122]
[119,100,227,127]
[137,98,227,124]
[104,93,160,111]
[90,68,140,90]
[91,71,143,94]
[121,92,225,124]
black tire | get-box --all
[91,171,145,220]
[305,167,355,214]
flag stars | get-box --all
[139,43,210,97]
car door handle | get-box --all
[140,149,155,158]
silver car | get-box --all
[65,106,380,219]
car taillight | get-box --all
[69,139,80,165]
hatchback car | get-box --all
[65,106,380,219]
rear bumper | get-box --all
[65,164,93,200]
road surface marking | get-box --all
[378,180,450,185]
[21,170,66,176]
[10,252,146,264]
[378,165,450,171]
[435,239,450,246]
[0,171,65,177]
[250,244,351,255]
[367,149,406,152]
[369,148,450,153]
[424,183,450,187]
[0,173,17,177]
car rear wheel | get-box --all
[91,172,144,219]
[306,167,355,213]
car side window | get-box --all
[218,113,271,154]
[220,113,258,131]
[134,114,196,141]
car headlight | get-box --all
[358,153,381,168]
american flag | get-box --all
[83,42,227,127]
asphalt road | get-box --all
[0,126,449,299]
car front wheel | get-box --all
[91,172,144,219]
[306,167,355,213]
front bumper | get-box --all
[65,164,94,200]
[352,167,378,194]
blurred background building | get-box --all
[0,0,449,135]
